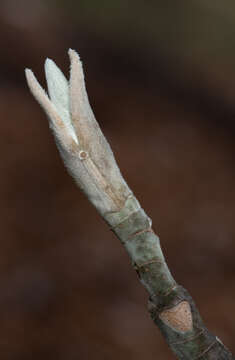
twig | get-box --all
[25,49,234,360]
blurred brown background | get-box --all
[1,0,235,359]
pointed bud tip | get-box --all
[45,57,52,64]
[44,58,57,73]
[44,58,68,87]
[68,48,81,63]
[25,68,32,76]
[25,68,36,86]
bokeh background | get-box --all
[1,0,235,358]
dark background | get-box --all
[1,1,235,358]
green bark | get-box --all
[107,198,234,360]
